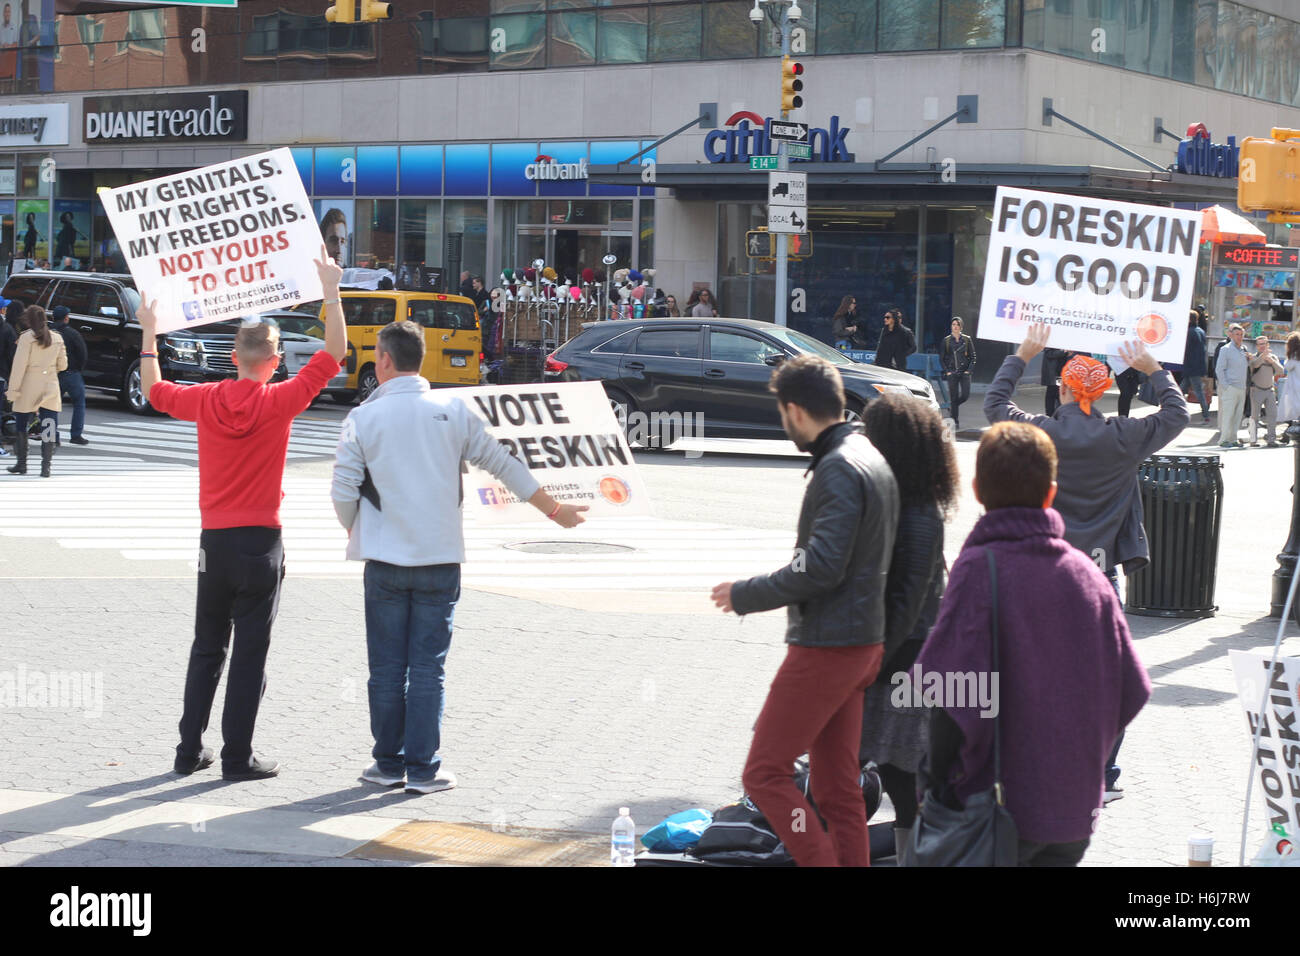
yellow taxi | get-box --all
[291,290,482,403]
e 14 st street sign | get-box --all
[749,155,779,170]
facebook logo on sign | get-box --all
[477,488,498,505]
[996,299,1017,321]
[182,301,203,322]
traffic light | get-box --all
[781,56,804,116]
[745,229,774,259]
[358,0,391,21]
[788,233,813,259]
[1239,132,1300,217]
[325,0,355,22]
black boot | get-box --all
[40,440,54,478]
[6,434,27,474]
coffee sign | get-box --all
[84,91,248,144]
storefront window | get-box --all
[878,0,939,51]
[19,156,50,197]
[548,11,595,66]
[399,199,443,276]
[922,205,991,359]
[759,3,816,57]
[490,13,546,68]
[940,0,1005,49]
[816,0,875,55]
[355,199,397,272]
[649,4,701,61]
[598,8,646,63]
[412,14,490,73]
[703,1,756,60]
[445,199,488,284]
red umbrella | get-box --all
[1200,205,1267,245]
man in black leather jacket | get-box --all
[712,355,900,867]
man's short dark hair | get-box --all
[377,319,425,372]
[976,421,1057,511]
[768,354,845,421]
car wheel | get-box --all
[605,387,644,446]
[330,391,358,405]
[844,398,865,425]
[118,360,151,414]
[357,367,379,403]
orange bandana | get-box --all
[1060,355,1112,414]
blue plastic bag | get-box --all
[641,809,713,851]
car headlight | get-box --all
[871,383,911,396]
[169,338,203,365]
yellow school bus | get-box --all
[293,290,481,403]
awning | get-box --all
[587,162,1240,206]
[1199,204,1267,245]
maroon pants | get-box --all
[742,643,884,867]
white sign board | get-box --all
[0,103,70,147]
[1230,650,1300,863]
[98,147,322,333]
[769,121,809,142]
[768,206,807,234]
[768,171,807,207]
[977,186,1201,362]
[462,381,650,524]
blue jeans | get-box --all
[363,561,460,784]
[59,370,85,439]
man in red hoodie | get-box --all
[139,248,346,781]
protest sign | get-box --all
[98,147,322,333]
[1229,650,1300,863]
[461,381,650,523]
[978,187,1201,363]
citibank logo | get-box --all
[704,112,853,164]
[525,154,589,181]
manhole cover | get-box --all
[505,541,635,555]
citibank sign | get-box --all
[704,112,854,163]
[525,155,589,181]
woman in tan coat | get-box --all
[6,305,67,477]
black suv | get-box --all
[1,271,289,413]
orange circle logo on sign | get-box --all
[1135,312,1169,346]
[599,476,631,505]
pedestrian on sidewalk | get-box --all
[1248,335,1283,446]
[1181,310,1210,425]
[939,316,976,427]
[1279,333,1300,430]
[140,247,347,782]
[831,296,860,350]
[331,320,587,794]
[984,323,1185,803]
[1040,348,1072,416]
[52,306,88,445]
[874,308,916,372]
[711,355,900,866]
[858,391,959,861]
[5,305,66,477]
[914,421,1151,867]
[1215,323,1249,448]
[0,298,21,458]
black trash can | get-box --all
[1125,453,1224,619]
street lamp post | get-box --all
[751,0,801,327]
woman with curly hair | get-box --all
[858,391,960,860]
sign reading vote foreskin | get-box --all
[98,148,322,333]
[462,381,650,524]
[978,186,1201,363]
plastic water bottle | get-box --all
[611,807,636,866]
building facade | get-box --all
[3,0,1300,372]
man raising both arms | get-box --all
[139,248,347,781]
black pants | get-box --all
[944,373,971,426]
[1018,837,1090,867]
[1116,368,1142,417]
[178,526,285,770]
[878,762,919,830]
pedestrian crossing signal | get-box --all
[745,230,812,260]
[1239,131,1300,219]
[788,233,813,259]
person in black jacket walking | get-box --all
[939,317,976,427]
[874,308,916,372]
[52,306,89,444]
[712,355,900,867]
[858,391,960,861]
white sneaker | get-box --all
[360,763,405,787]
[1103,787,1124,805]
[405,769,457,794]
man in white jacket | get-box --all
[332,320,586,794]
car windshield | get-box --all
[761,326,853,365]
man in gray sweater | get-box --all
[1215,323,1250,448]
[984,322,1187,801]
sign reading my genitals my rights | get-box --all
[978,187,1202,363]
[98,147,323,333]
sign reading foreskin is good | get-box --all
[978,187,1201,363]
[98,148,322,332]
[462,381,649,523]
[1229,650,1300,863]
